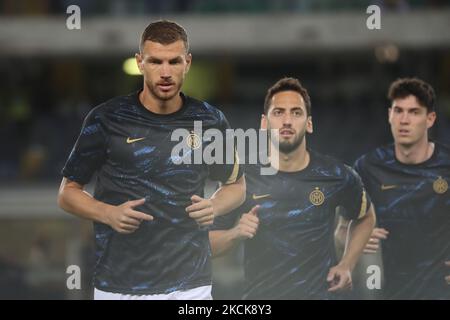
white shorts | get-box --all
[94,285,212,300]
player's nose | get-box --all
[282,113,293,125]
[160,62,171,78]
[400,112,410,123]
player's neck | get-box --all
[271,141,310,172]
[139,87,183,115]
[394,138,435,165]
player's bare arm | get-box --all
[209,205,259,257]
[328,204,376,292]
[336,216,388,255]
[58,177,153,234]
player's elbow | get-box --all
[57,188,69,212]
[57,178,76,212]
[236,176,246,206]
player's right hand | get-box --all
[364,227,389,254]
[232,205,260,240]
[107,198,153,234]
[327,263,352,292]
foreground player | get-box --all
[209,77,375,299]
[353,78,450,299]
[57,20,245,300]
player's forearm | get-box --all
[339,207,376,270]
[209,229,240,257]
[334,216,351,259]
[58,180,112,225]
[210,176,246,216]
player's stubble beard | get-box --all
[145,78,183,102]
[269,124,307,155]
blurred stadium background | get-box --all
[0,0,449,299]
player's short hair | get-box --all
[264,77,311,116]
[140,20,189,53]
[388,78,435,112]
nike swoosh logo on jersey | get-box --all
[252,194,271,200]
[126,137,146,144]
[380,184,397,191]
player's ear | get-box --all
[306,116,313,134]
[426,111,436,129]
[388,107,393,123]
[260,114,267,129]
[135,53,144,74]
[185,53,192,74]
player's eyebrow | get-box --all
[169,57,183,63]
[393,105,422,112]
[146,57,162,63]
[273,106,304,113]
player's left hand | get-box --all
[327,264,352,292]
[445,261,450,285]
[185,195,215,227]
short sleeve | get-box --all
[207,111,244,184]
[61,108,108,185]
[338,165,372,220]
[353,156,367,185]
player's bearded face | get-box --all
[269,121,307,154]
[266,91,312,154]
[138,40,191,101]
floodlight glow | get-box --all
[123,57,141,75]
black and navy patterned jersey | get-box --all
[212,150,371,299]
[62,91,243,295]
[354,142,450,299]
